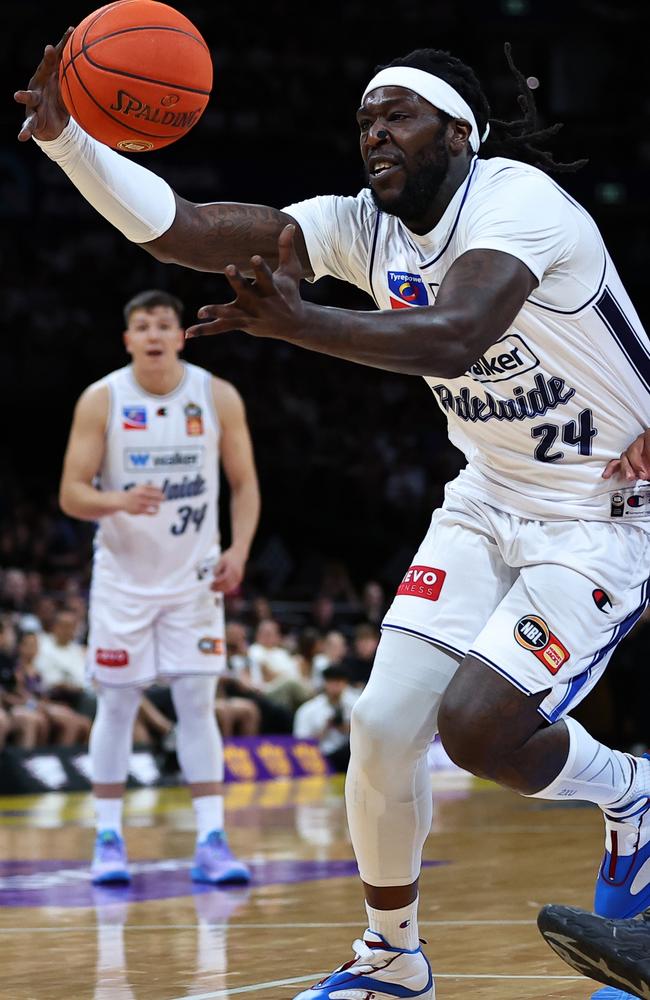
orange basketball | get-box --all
[59,0,213,152]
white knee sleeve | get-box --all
[346,629,460,887]
[171,676,223,784]
[90,685,143,784]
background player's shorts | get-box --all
[87,583,226,688]
[383,489,650,722]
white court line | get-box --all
[168,971,583,999]
[0,919,538,932]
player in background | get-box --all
[17,37,650,1000]
[58,289,260,885]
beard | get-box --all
[366,135,450,224]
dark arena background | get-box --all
[1,2,650,998]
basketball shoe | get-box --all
[190,830,251,885]
[91,829,131,884]
[292,930,434,999]
[538,904,650,999]
[595,756,650,919]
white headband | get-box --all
[362,67,489,153]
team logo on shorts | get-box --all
[610,492,624,518]
[198,637,223,655]
[514,615,570,675]
[396,565,446,602]
[592,588,613,613]
[95,648,129,667]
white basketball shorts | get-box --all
[87,582,226,688]
[383,489,650,722]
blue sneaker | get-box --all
[91,830,130,884]
[595,757,650,919]
[538,904,650,1000]
[292,930,434,999]
[191,830,251,885]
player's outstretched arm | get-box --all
[188,227,537,379]
[15,35,313,277]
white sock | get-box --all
[529,717,635,807]
[95,797,123,835]
[193,795,224,842]
[365,896,420,952]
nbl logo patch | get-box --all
[387,271,428,310]
[514,615,570,675]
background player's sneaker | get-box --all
[537,903,650,999]
[91,830,131,884]
[591,989,638,999]
[292,930,434,999]
[596,757,650,919]
[190,830,251,885]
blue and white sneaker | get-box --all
[591,990,637,999]
[595,757,650,919]
[191,830,251,885]
[292,930,434,999]
[91,830,130,884]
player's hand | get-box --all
[210,547,246,593]
[603,430,650,481]
[15,28,74,142]
[120,484,164,516]
[186,225,305,341]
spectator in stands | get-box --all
[7,632,91,746]
[33,595,57,635]
[358,580,388,627]
[341,623,380,689]
[293,665,360,772]
[312,630,349,685]
[247,618,310,711]
[294,627,323,686]
[0,621,46,749]
[36,608,96,718]
[224,619,295,733]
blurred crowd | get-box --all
[0,562,393,771]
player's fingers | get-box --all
[14,89,40,107]
[222,264,259,303]
[277,224,302,278]
[17,115,38,142]
[187,308,247,338]
[620,453,636,481]
[250,255,276,296]
[626,439,650,479]
[602,459,620,479]
[54,27,75,59]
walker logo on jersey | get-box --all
[396,565,446,602]
[122,405,147,430]
[124,446,203,472]
[184,402,204,436]
[465,335,540,384]
[198,637,223,655]
[514,615,570,675]
[95,648,129,668]
[387,271,428,309]
[592,588,613,613]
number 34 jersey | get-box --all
[285,157,650,525]
[93,362,220,597]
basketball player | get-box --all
[58,288,260,885]
[17,38,650,1000]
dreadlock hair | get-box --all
[378,44,587,174]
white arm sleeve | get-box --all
[34,117,177,244]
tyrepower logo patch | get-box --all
[95,648,129,668]
[465,335,539,384]
[387,271,428,309]
[514,615,570,675]
[396,565,446,602]
[122,405,147,430]
[198,637,224,655]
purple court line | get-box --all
[0,858,446,908]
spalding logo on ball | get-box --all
[59,0,213,152]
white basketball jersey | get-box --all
[93,362,220,596]
[285,157,650,525]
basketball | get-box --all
[58,0,213,152]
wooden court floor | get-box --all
[0,773,605,999]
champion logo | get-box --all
[592,588,613,613]
[399,919,411,928]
